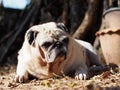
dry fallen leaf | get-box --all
[102,71,111,78]
[40,80,51,87]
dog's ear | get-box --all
[57,23,68,32]
[27,30,38,47]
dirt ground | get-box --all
[0,64,120,90]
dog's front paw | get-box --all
[15,73,28,83]
[75,71,88,80]
[15,64,29,83]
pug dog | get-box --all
[15,22,101,83]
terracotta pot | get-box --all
[96,8,120,66]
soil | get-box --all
[0,64,120,90]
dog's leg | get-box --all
[15,56,29,83]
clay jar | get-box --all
[96,8,120,66]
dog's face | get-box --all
[26,22,69,63]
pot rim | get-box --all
[103,7,120,17]
[96,27,120,36]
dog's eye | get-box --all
[62,37,69,44]
[42,42,52,48]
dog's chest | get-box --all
[27,59,63,79]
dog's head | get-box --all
[25,22,69,63]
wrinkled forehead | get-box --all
[39,29,66,40]
[30,24,66,41]
[31,22,58,32]
[31,22,66,36]
[36,29,67,45]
